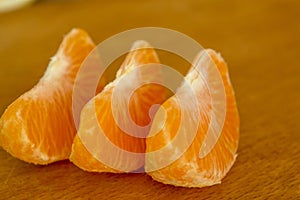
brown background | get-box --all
[0,0,299,199]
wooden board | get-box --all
[0,0,299,199]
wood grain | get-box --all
[0,0,300,199]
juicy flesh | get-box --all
[0,29,96,164]
[146,49,239,187]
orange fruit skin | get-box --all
[70,41,166,173]
[0,28,101,164]
[146,49,240,187]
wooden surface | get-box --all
[1,0,300,199]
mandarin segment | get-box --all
[70,41,166,173]
[145,49,239,187]
[0,28,102,164]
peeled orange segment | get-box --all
[70,41,166,173]
[0,28,103,165]
[145,49,239,187]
